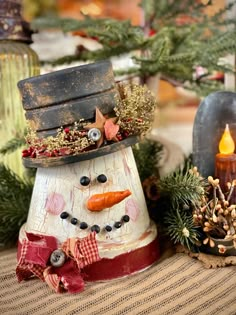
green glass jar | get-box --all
[0,0,40,177]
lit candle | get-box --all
[215,124,236,202]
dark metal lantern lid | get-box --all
[0,0,33,43]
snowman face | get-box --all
[27,147,150,243]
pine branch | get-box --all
[0,164,33,248]
[87,20,144,46]
[165,207,200,250]
[184,80,225,98]
[199,31,236,65]
[132,139,163,182]
[140,0,205,28]
[157,165,207,207]
[52,43,144,65]
[32,15,110,32]
[0,135,25,155]
[31,0,236,96]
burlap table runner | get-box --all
[1,248,236,315]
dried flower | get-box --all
[114,84,157,136]
[193,177,236,244]
[182,227,190,238]
[218,244,227,254]
[23,125,95,159]
[203,237,209,245]
[209,238,215,248]
[22,83,156,160]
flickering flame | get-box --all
[219,124,235,154]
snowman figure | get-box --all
[16,61,160,293]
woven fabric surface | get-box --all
[0,249,236,315]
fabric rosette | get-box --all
[16,232,100,293]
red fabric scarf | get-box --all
[16,232,100,293]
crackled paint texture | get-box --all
[45,192,66,215]
[24,147,149,243]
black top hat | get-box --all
[18,60,156,168]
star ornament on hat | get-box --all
[84,107,119,147]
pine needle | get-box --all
[0,163,33,248]
[30,0,236,96]
[133,139,163,182]
[157,165,207,207]
[0,136,25,155]
[165,207,200,250]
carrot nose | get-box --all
[87,190,131,212]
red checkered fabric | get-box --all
[16,239,45,281]
[44,268,62,293]
[62,232,100,269]
[44,260,85,294]
[16,232,100,293]
[76,232,101,268]
[16,234,58,282]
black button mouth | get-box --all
[59,212,130,234]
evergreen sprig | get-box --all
[0,135,25,156]
[157,166,207,207]
[139,0,204,28]
[152,162,209,250]
[0,164,33,248]
[32,15,109,32]
[31,0,236,95]
[132,139,163,182]
[164,207,200,250]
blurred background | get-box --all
[20,0,231,156]
[22,0,141,24]
[21,0,225,24]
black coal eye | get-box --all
[80,176,90,186]
[97,174,107,183]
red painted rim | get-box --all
[17,237,160,282]
[83,238,160,281]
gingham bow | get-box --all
[62,232,101,269]
[16,232,100,293]
[16,232,58,281]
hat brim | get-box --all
[23,136,140,168]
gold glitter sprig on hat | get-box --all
[22,83,157,159]
[23,123,95,158]
[114,84,157,137]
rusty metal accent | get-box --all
[18,60,116,110]
[19,60,140,168]
[25,88,119,137]
[18,60,119,136]
[0,0,32,42]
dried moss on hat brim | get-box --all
[22,84,157,160]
